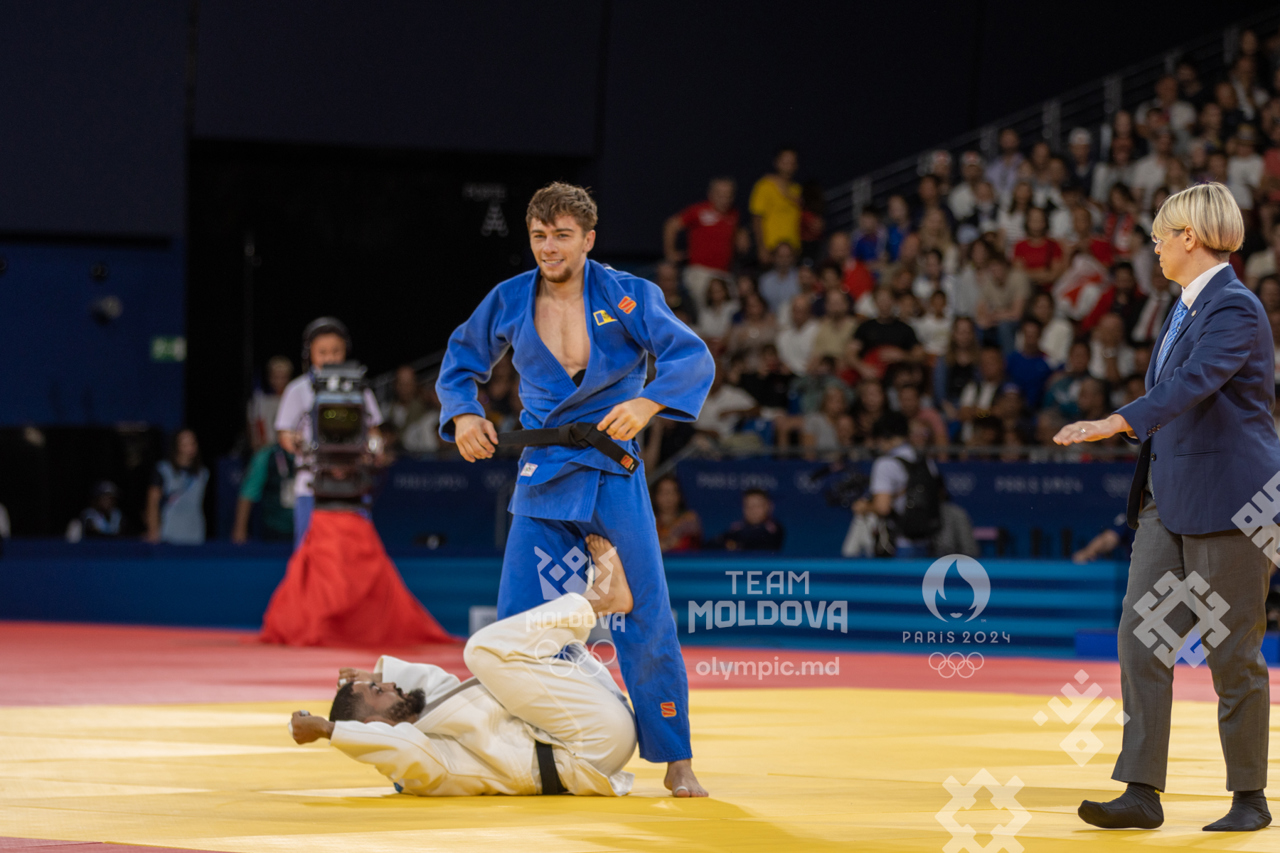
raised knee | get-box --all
[463,634,497,675]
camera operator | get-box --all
[864,412,941,558]
[275,317,383,548]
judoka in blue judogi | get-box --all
[437,196,714,794]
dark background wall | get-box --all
[186,143,585,454]
[0,0,1275,450]
[0,1,188,236]
[191,1,604,157]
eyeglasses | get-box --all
[1153,228,1186,248]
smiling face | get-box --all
[309,332,347,368]
[529,214,595,285]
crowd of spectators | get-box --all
[647,33,1280,463]
[78,30,1280,550]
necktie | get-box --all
[1154,299,1188,379]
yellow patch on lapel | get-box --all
[593,309,617,326]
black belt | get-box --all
[535,740,567,795]
[498,423,639,475]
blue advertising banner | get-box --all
[216,456,1135,558]
[674,459,1133,558]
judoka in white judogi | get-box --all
[290,586,637,796]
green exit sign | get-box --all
[150,336,187,362]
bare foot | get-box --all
[664,759,708,797]
[584,534,633,615]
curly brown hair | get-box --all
[526,182,598,232]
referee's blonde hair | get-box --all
[1152,181,1244,257]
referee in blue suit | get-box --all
[1056,182,1280,832]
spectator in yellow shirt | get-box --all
[749,147,802,264]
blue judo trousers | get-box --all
[436,259,714,763]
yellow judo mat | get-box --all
[1,687,1278,852]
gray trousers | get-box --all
[1114,480,1271,791]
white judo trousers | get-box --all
[330,593,638,796]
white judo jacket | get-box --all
[329,596,635,796]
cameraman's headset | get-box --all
[301,316,352,371]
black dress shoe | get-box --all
[1078,783,1164,829]
[1204,790,1271,832]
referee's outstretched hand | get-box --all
[454,414,498,462]
[1053,413,1134,445]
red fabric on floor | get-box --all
[259,509,457,648]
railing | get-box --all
[823,6,1280,232]
[401,441,1143,489]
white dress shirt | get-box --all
[1178,262,1230,309]
[1152,262,1231,381]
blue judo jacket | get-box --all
[437,259,714,522]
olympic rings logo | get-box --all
[928,651,984,679]
[536,638,618,678]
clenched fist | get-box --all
[289,711,334,744]
[454,414,499,462]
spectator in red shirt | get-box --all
[1012,207,1065,289]
[826,231,875,303]
[664,177,739,312]
[1102,183,1140,261]
[1066,206,1113,268]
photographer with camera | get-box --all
[863,412,941,558]
[260,317,450,648]
[274,317,384,548]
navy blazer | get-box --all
[1117,265,1280,534]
